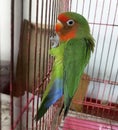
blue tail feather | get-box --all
[45,78,63,108]
[35,78,63,121]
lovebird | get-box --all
[35,12,95,121]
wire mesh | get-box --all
[0,0,118,129]
[9,0,68,129]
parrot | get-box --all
[34,12,95,121]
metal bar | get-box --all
[91,0,98,35]
[89,78,118,86]
[26,0,32,129]
[21,0,23,21]
[85,0,93,74]
[10,0,15,129]
[45,0,51,124]
[92,0,105,79]
[38,0,44,90]
[86,0,92,74]
[32,0,39,129]
[82,0,85,14]
[88,2,98,112]
[36,0,44,129]
[48,0,55,75]
[90,0,110,116]
[43,0,48,91]
[42,1,49,129]
[45,0,53,124]
[75,0,78,12]
[69,0,72,12]
[87,0,91,20]
[89,22,118,27]
[40,0,45,129]
[19,1,23,129]
[108,38,118,117]
[93,0,110,116]
[13,96,34,129]
[46,0,58,126]
[53,0,57,30]
[106,0,118,86]
[97,5,111,81]
[101,82,108,117]
[84,0,98,114]
[72,100,117,110]
[47,0,52,75]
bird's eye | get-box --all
[67,19,75,26]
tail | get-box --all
[34,79,63,121]
[63,104,70,119]
[59,97,72,119]
[59,103,64,116]
[63,97,72,119]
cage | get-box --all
[0,0,118,130]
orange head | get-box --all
[55,13,79,42]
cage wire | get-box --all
[0,0,118,130]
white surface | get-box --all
[1,92,40,129]
[0,0,21,70]
[0,0,11,61]
[1,94,10,130]
[87,81,118,103]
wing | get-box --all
[63,38,91,115]
[35,43,65,121]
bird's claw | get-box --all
[50,34,59,48]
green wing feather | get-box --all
[41,43,65,101]
[63,38,92,117]
[35,43,66,120]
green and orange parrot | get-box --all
[35,12,94,121]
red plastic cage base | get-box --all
[61,116,118,130]
[83,98,118,121]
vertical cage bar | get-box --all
[19,0,23,129]
[59,0,70,12]
[69,0,72,11]
[47,0,52,74]
[89,0,103,115]
[10,0,15,129]
[87,0,91,20]
[26,0,32,129]
[93,0,110,81]
[108,37,118,116]
[103,0,117,81]
[112,69,118,119]
[91,0,104,78]
[43,0,48,92]
[33,0,39,129]
[86,0,92,73]
[42,1,49,129]
[46,0,53,123]
[81,0,85,14]
[75,0,78,12]
[36,0,44,129]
